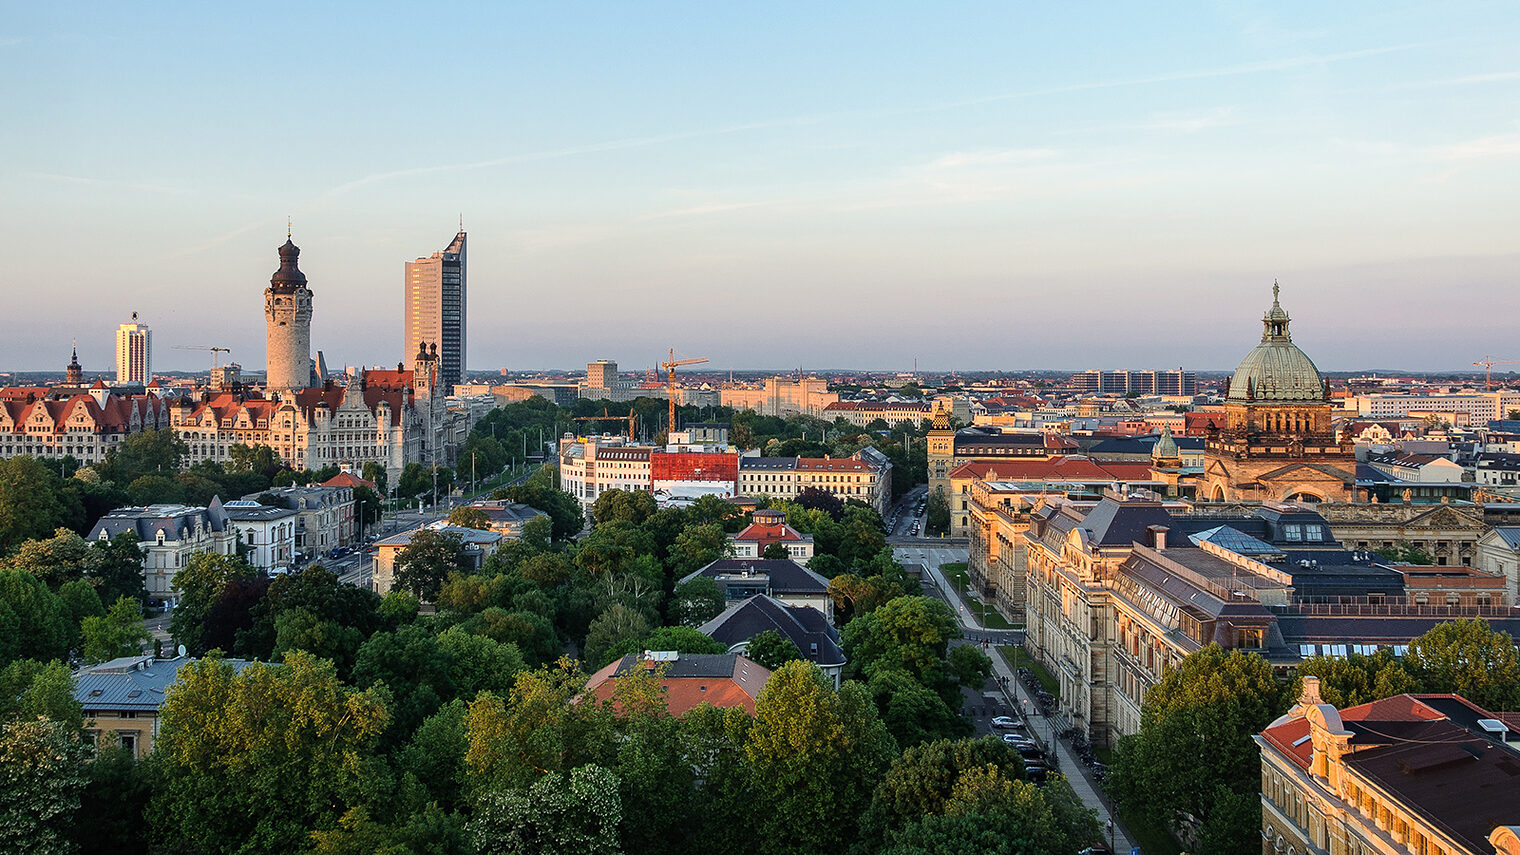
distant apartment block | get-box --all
[116,312,152,384]
[1070,368,1195,396]
[737,447,892,516]
[1348,391,1520,423]
[821,400,931,427]
[404,230,467,392]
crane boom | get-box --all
[661,348,709,435]
[1473,356,1520,391]
[570,407,638,441]
[171,345,232,371]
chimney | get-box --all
[1148,525,1169,550]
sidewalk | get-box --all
[922,560,1136,854]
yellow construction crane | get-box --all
[661,349,708,434]
[571,407,638,442]
[1473,356,1520,391]
[172,345,232,371]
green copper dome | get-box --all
[1152,426,1179,460]
[1226,283,1326,403]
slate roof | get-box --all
[699,595,845,667]
[375,524,503,548]
[681,559,830,595]
[223,500,299,522]
[74,655,252,713]
[1076,497,1177,546]
[1487,527,1520,551]
[88,498,231,541]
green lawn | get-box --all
[996,645,1059,698]
[939,562,1020,629]
[967,598,1017,629]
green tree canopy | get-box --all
[0,570,72,668]
[668,576,726,627]
[0,717,90,855]
[1110,643,1289,855]
[0,457,74,554]
[1294,648,1418,708]
[149,653,390,854]
[392,529,470,602]
[745,629,802,671]
[745,660,897,855]
[1406,618,1520,711]
[80,596,149,664]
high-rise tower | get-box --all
[404,229,466,393]
[265,236,314,393]
[115,312,151,384]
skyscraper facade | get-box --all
[265,237,314,393]
[116,313,152,384]
[404,230,467,392]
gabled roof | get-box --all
[699,595,845,667]
[584,652,772,715]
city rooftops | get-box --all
[74,655,252,713]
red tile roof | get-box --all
[949,456,1158,483]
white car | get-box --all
[991,716,1021,729]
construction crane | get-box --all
[172,345,231,371]
[1473,356,1520,391]
[661,349,708,434]
[571,407,638,442]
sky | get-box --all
[2,2,1518,375]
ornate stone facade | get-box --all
[1202,285,1356,503]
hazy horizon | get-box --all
[5,4,1518,374]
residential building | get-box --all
[264,237,314,393]
[115,312,152,384]
[87,500,238,600]
[586,359,618,389]
[1258,683,1520,855]
[558,437,655,506]
[736,448,892,516]
[681,558,833,618]
[247,484,357,557]
[1070,369,1196,396]
[1365,452,1465,483]
[1348,390,1520,423]
[821,400,932,427]
[730,509,815,560]
[699,595,845,687]
[222,500,298,571]
[372,523,502,596]
[74,655,253,757]
[584,652,772,715]
[404,230,467,392]
[458,499,548,537]
[1201,285,1357,503]
[0,379,170,464]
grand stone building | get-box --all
[265,236,315,393]
[1201,285,1356,503]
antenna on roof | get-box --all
[287,216,292,239]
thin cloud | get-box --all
[27,171,190,196]
[1434,130,1520,161]
[925,149,1061,170]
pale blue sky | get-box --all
[2,2,1518,374]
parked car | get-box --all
[991,716,1021,729]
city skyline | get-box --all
[4,4,1519,372]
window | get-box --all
[1284,524,1303,541]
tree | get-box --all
[865,737,1026,836]
[745,660,897,855]
[75,744,152,855]
[149,653,389,855]
[227,443,281,477]
[393,529,469,602]
[1109,643,1288,855]
[602,625,728,665]
[0,718,90,855]
[102,428,188,486]
[448,506,492,530]
[0,659,83,730]
[0,457,72,554]
[761,541,790,560]
[90,533,147,607]
[351,623,456,745]
[168,552,257,656]
[80,596,149,664]
[1295,649,1418,708]
[947,643,993,690]
[359,461,388,496]
[127,473,186,506]
[583,604,649,669]
[842,595,959,686]
[592,489,658,527]
[4,528,99,589]
[0,571,72,668]
[669,524,732,578]
[794,487,844,521]
[668,577,726,627]
[745,629,802,670]
[469,764,623,855]
[1373,541,1435,565]
[1406,618,1520,711]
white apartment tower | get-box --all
[264,237,314,393]
[115,313,151,384]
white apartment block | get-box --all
[1347,391,1520,423]
[88,501,239,599]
